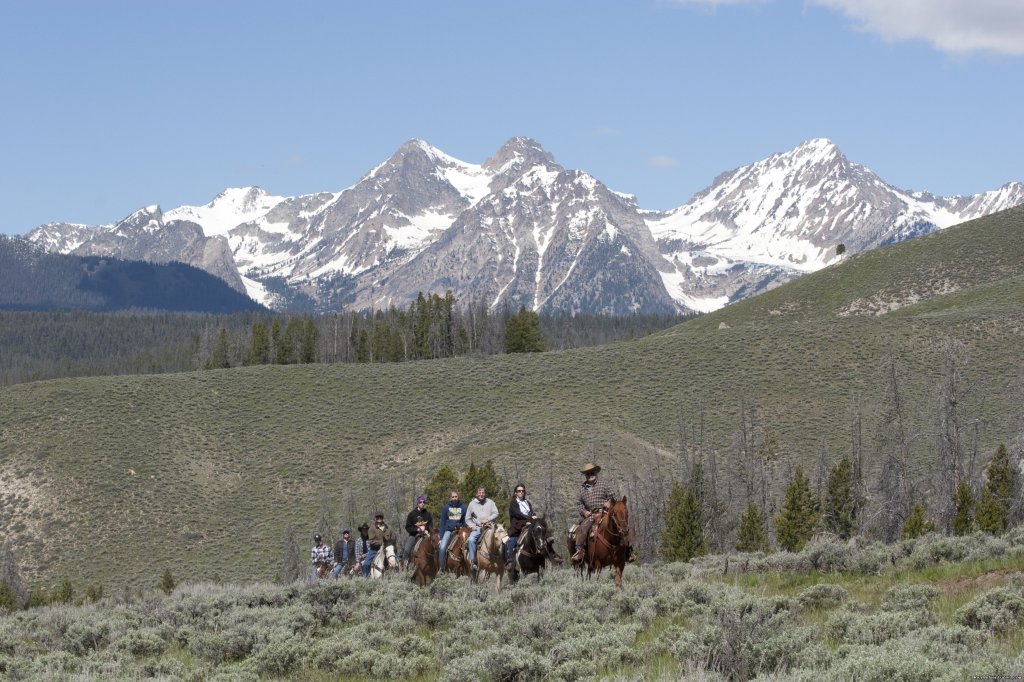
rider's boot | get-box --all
[572,544,585,562]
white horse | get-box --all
[369,545,399,579]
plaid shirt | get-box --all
[578,479,616,517]
[310,543,333,566]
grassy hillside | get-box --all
[1,206,1023,590]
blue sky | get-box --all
[2,0,1022,234]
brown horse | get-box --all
[444,527,472,576]
[313,561,332,580]
[410,528,440,587]
[467,523,509,593]
[569,497,631,590]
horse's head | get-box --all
[609,497,629,536]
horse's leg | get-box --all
[614,563,623,591]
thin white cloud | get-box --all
[810,0,1024,56]
[647,155,679,168]
[592,126,618,137]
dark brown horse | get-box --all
[569,497,630,590]
[510,517,561,584]
[444,527,472,576]
[410,528,440,587]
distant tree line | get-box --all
[654,341,1024,561]
[0,296,692,386]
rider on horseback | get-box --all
[572,463,617,563]
[506,483,538,570]
[465,486,498,575]
[437,489,466,574]
[402,495,434,569]
[310,533,333,582]
[361,512,396,576]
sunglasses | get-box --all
[515,489,525,493]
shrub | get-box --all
[878,584,939,612]
[955,587,1024,634]
[117,627,168,657]
[826,606,936,646]
[797,583,848,610]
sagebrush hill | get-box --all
[1,206,1023,590]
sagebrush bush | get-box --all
[826,605,937,645]
[955,586,1024,634]
[796,583,847,610]
[878,583,939,612]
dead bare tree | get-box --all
[872,351,918,541]
[933,337,970,533]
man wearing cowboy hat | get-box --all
[572,462,617,563]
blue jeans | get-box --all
[361,549,379,576]
[468,528,482,563]
[438,530,454,569]
[505,536,518,562]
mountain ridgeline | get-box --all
[2,205,1023,590]
[26,138,1024,314]
[0,235,264,314]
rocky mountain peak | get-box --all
[483,137,557,174]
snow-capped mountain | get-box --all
[646,138,1024,309]
[26,138,1024,313]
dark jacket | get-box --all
[368,522,396,551]
[405,508,434,536]
[333,538,355,568]
[439,502,466,535]
[508,498,535,535]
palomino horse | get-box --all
[467,522,509,593]
[369,544,399,579]
[409,528,440,587]
[569,497,631,590]
[510,517,561,583]
[444,527,472,576]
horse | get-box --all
[369,544,399,579]
[510,517,561,584]
[467,522,509,593]
[444,527,472,576]
[569,497,630,590]
[313,560,332,580]
[409,528,440,587]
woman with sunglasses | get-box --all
[505,484,538,570]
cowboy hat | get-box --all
[580,463,601,475]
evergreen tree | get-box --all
[157,568,176,595]
[775,465,820,552]
[824,455,856,539]
[204,328,231,369]
[736,501,770,552]
[504,305,546,353]
[662,482,706,561]
[355,329,370,363]
[951,479,976,536]
[901,502,938,539]
[425,465,462,518]
[461,460,510,523]
[300,315,319,363]
[270,318,282,364]
[248,321,270,365]
[977,443,1016,535]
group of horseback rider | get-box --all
[310,462,628,580]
